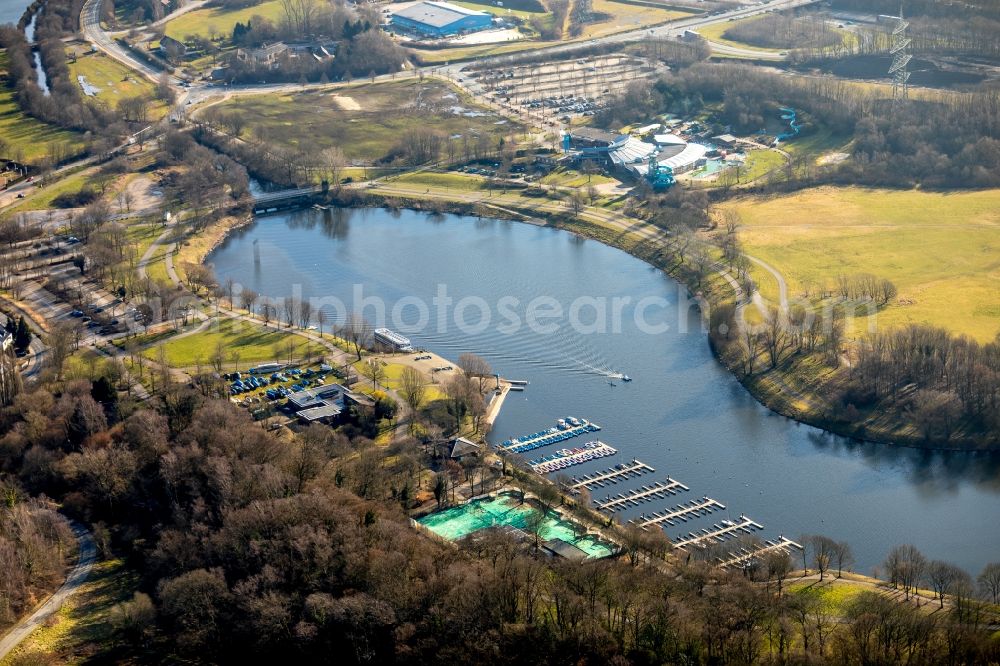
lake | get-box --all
[0,0,33,27]
[208,206,1000,574]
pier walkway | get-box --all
[673,515,764,549]
[569,460,654,491]
[630,497,726,528]
[718,536,803,568]
[593,479,690,512]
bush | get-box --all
[51,187,98,209]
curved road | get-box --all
[0,522,96,661]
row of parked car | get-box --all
[67,299,131,335]
[227,366,332,398]
[523,95,601,115]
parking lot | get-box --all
[0,226,153,355]
[470,55,662,126]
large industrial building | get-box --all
[391,1,493,37]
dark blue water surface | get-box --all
[208,207,1000,574]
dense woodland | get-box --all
[0,495,75,629]
[0,366,998,664]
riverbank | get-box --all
[173,212,254,284]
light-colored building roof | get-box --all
[657,142,708,170]
[653,133,686,146]
[448,436,482,459]
[608,136,657,166]
[286,384,346,410]
[297,403,343,422]
[392,1,489,28]
[570,127,619,145]
[632,123,660,135]
[713,134,738,144]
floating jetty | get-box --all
[569,459,654,490]
[531,441,617,474]
[672,515,764,549]
[593,478,690,512]
[718,536,803,569]
[501,418,601,454]
[629,496,726,528]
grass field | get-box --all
[143,316,325,368]
[697,14,848,53]
[214,79,520,163]
[68,52,167,118]
[391,171,489,191]
[696,19,781,54]
[787,579,868,614]
[0,52,84,163]
[587,0,690,38]
[540,167,616,188]
[716,186,1000,342]
[164,0,284,41]
[739,148,786,182]
[451,0,546,21]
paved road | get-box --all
[81,0,171,85]
[0,522,96,662]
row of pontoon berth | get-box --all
[530,441,617,474]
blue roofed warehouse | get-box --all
[391,1,493,37]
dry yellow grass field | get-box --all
[716,186,1000,342]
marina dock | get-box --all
[501,419,600,454]
[531,441,617,474]
[593,478,690,512]
[717,536,803,569]
[569,459,655,490]
[629,497,726,528]
[672,515,764,549]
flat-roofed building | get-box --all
[391,1,493,37]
